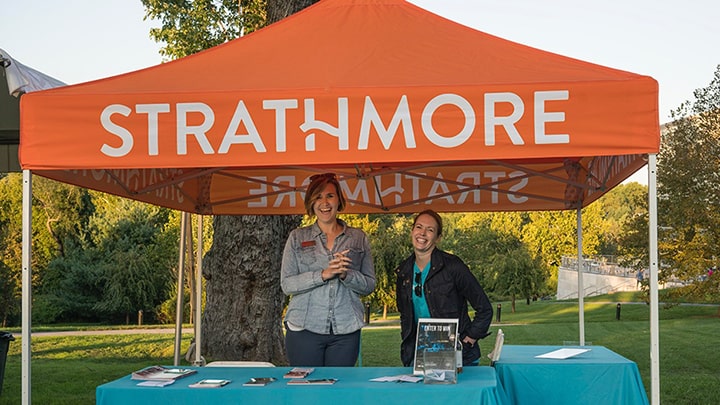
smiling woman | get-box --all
[395,209,494,369]
[280,172,377,367]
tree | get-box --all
[141,0,319,362]
[0,174,96,325]
[486,231,546,312]
[143,0,266,60]
[0,174,23,326]
[520,207,604,290]
[445,212,494,285]
[32,193,178,324]
[655,65,720,290]
[597,182,648,257]
[362,214,412,318]
[93,203,177,323]
[448,213,548,310]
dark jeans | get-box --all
[285,327,361,367]
[462,340,481,366]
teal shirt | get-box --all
[412,262,431,323]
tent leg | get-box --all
[193,215,204,365]
[21,170,32,405]
[648,155,660,404]
[577,207,585,346]
[173,212,189,365]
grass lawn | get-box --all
[1,294,718,404]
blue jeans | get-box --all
[285,327,361,367]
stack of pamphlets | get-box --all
[136,380,176,387]
[283,367,315,379]
[131,365,197,381]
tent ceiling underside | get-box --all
[35,152,646,215]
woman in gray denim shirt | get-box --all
[281,173,376,366]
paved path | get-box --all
[10,328,192,339]
[11,320,402,339]
[12,301,717,339]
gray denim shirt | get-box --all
[281,219,376,335]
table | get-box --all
[494,345,649,405]
[97,366,506,405]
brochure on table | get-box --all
[287,378,337,385]
[242,377,276,387]
[190,379,232,388]
[131,365,197,381]
[283,367,315,378]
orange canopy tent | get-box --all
[17,0,661,403]
[19,0,658,215]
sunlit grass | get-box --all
[1,296,719,404]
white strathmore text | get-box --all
[99,91,570,157]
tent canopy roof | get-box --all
[2,48,65,171]
[18,0,659,214]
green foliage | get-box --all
[615,183,650,270]
[0,261,19,326]
[448,214,549,306]
[655,65,720,292]
[33,251,106,323]
[142,0,266,60]
[323,214,413,316]
[90,200,178,322]
[487,232,547,306]
[599,182,648,257]
[0,174,98,326]
[523,208,603,266]
[0,179,182,325]
[155,282,191,324]
[444,213,495,284]
[360,214,413,315]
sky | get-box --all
[3,0,719,184]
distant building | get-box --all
[556,256,640,299]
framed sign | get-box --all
[413,318,459,375]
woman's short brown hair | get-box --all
[413,209,443,237]
[304,173,347,216]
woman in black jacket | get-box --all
[396,209,493,367]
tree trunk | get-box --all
[266,0,318,24]
[202,215,300,364]
[199,0,317,365]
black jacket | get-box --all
[396,248,493,367]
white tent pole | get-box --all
[21,170,32,405]
[194,215,204,365]
[173,212,188,365]
[577,207,585,346]
[648,154,660,404]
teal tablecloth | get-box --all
[96,365,506,405]
[494,345,649,405]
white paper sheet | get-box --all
[534,348,590,359]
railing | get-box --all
[560,255,690,287]
[560,256,637,278]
